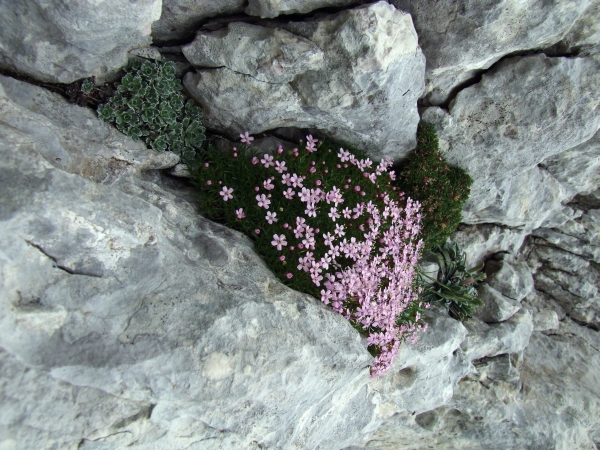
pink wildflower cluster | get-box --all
[281,142,423,375]
[202,132,426,377]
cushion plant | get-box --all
[394,123,473,251]
[190,133,429,376]
[97,59,206,165]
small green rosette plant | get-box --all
[97,59,206,165]
[190,133,428,376]
[419,242,485,321]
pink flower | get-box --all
[204,163,209,168]
[263,178,275,190]
[328,207,340,222]
[286,273,293,279]
[274,161,287,173]
[206,180,212,185]
[289,174,303,188]
[309,167,317,173]
[219,186,234,201]
[354,186,361,191]
[277,145,284,155]
[306,135,318,153]
[261,154,274,168]
[279,255,285,261]
[240,132,254,144]
[236,208,245,219]
[266,211,278,224]
[283,188,296,200]
[255,229,260,234]
[338,148,351,162]
[256,194,271,209]
[271,234,287,250]
[305,205,317,217]
[252,156,259,165]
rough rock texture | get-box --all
[451,224,528,267]
[528,192,600,329]
[460,309,534,362]
[370,310,472,418]
[485,259,534,302]
[0,75,383,449]
[245,0,359,18]
[391,0,596,105]
[475,284,521,323]
[183,1,425,159]
[183,22,325,84]
[422,54,600,228]
[151,0,246,44]
[0,0,161,84]
[550,0,600,56]
[540,128,600,199]
[358,320,600,450]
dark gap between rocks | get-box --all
[422,48,582,110]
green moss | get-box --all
[394,122,473,251]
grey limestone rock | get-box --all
[183,1,425,160]
[245,0,359,18]
[183,22,325,84]
[391,0,596,105]
[360,320,600,450]
[460,309,534,362]
[451,224,528,267]
[528,206,600,328]
[0,0,161,84]
[540,128,600,200]
[422,54,600,227]
[151,0,246,44]
[475,284,521,323]
[550,0,600,56]
[0,76,381,449]
[370,310,473,417]
[485,260,534,302]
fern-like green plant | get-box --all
[97,59,206,165]
[419,241,485,321]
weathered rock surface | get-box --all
[475,284,521,323]
[0,76,383,449]
[528,193,600,329]
[485,260,534,302]
[451,224,528,267]
[550,0,600,56]
[183,22,325,84]
[152,0,246,44]
[183,1,425,159]
[422,54,600,227]
[391,0,597,105]
[0,0,161,84]
[359,320,600,450]
[540,128,600,199]
[370,310,472,417]
[460,309,534,362]
[245,0,359,18]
